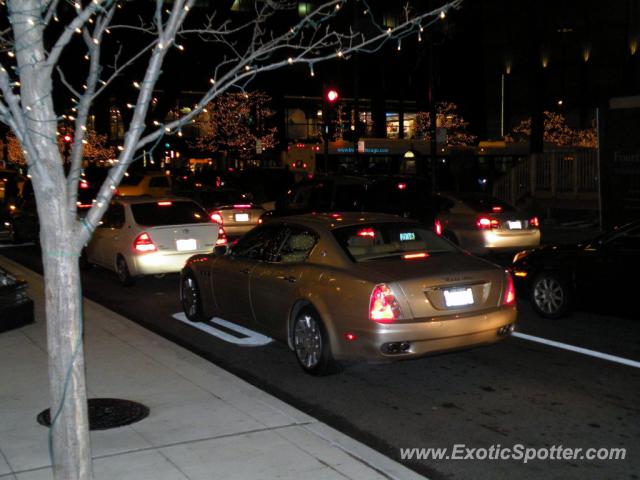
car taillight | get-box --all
[434,219,443,235]
[369,284,402,323]
[233,204,252,209]
[358,227,375,238]
[79,180,90,189]
[529,216,540,228]
[211,211,223,224]
[133,232,157,253]
[477,217,500,229]
[216,226,227,245]
[503,271,516,306]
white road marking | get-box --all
[172,312,273,346]
[512,331,640,369]
[0,242,35,248]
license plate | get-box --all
[443,287,474,307]
[234,213,249,222]
[508,220,522,230]
[176,238,197,251]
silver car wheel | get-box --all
[294,314,322,369]
[182,276,199,318]
[533,277,565,314]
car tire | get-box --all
[181,272,206,322]
[115,255,135,287]
[530,272,571,319]
[292,308,339,376]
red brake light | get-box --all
[434,219,443,236]
[397,183,407,190]
[503,271,516,306]
[403,252,429,260]
[492,206,502,212]
[477,217,500,229]
[157,201,172,206]
[233,204,252,209]
[369,284,402,323]
[134,232,157,253]
[530,216,540,228]
[211,211,223,224]
[358,227,375,238]
[216,226,227,245]
[79,180,90,189]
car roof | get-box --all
[276,211,413,230]
[114,196,193,205]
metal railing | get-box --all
[493,149,599,206]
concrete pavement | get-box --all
[0,256,424,480]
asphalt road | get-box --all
[3,244,639,480]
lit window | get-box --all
[298,2,312,17]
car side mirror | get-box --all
[214,244,229,256]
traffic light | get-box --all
[322,86,339,140]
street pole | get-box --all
[428,42,437,191]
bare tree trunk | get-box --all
[39,197,92,480]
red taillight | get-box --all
[434,219,443,236]
[477,217,500,229]
[397,182,407,190]
[258,218,263,224]
[492,206,502,213]
[530,216,540,228]
[157,201,172,206]
[403,252,429,260]
[233,204,252,209]
[358,227,375,238]
[369,284,402,323]
[134,232,157,253]
[79,180,90,189]
[211,211,223,224]
[216,226,227,245]
[503,271,516,306]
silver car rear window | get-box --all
[130,201,211,226]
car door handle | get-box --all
[282,275,297,283]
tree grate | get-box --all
[37,398,149,431]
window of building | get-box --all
[382,14,397,29]
[298,2,312,17]
[230,0,253,12]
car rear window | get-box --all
[457,194,516,213]
[130,201,211,226]
[333,222,457,262]
[201,190,248,208]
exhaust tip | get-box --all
[497,324,514,337]
[382,341,412,355]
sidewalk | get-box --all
[0,256,424,480]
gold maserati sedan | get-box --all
[180,212,517,375]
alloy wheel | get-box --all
[182,276,199,319]
[533,276,565,315]
[294,314,323,369]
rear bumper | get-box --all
[463,229,540,253]
[331,306,517,361]
[129,250,210,276]
[223,223,258,236]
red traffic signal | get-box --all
[63,134,73,143]
[325,88,339,103]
